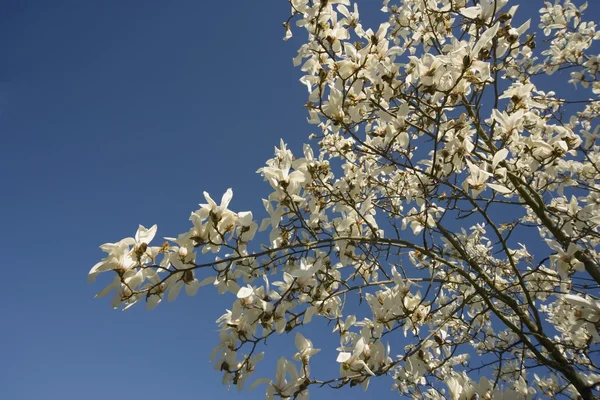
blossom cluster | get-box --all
[90,0,600,398]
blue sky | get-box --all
[1,1,598,399]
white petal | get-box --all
[275,318,287,334]
[288,171,306,184]
[248,378,272,391]
[237,286,254,299]
[110,292,123,309]
[238,211,253,227]
[357,360,375,376]
[88,260,111,281]
[295,332,309,351]
[336,352,351,363]
[304,306,316,324]
[459,5,481,19]
[135,224,157,244]
[492,148,509,169]
[545,239,563,253]
[203,191,217,209]
[487,183,511,193]
[168,281,183,302]
[472,23,499,58]
[220,188,233,209]
[146,295,161,310]
[354,337,366,356]
[185,280,201,296]
[95,279,118,298]
[197,276,216,287]
[564,294,594,309]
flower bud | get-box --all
[179,246,188,258]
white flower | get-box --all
[196,189,234,221]
[445,372,474,400]
[463,160,491,197]
[336,337,375,377]
[564,294,600,342]
[259,153,306,195]
[293,332,320,364]
[134,224,157,247]
[88,237,135,282]
[545,239,584,277]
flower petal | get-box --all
[135,224,157,244]
[220,188,233,209]
[237,286,254,299]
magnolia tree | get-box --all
[88,0,600,398]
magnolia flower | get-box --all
[445,373,474,400]
[336,337,375,377]
[564,294,600,342]
[88,224,156,281]
[338,3,360,29]
[166,272,214,303]
[259,199,284,232]
[237,285,256,301]
[134,224,157,249]
[401,352,428,385]
[545,239,585,278]
[499,83,545,109]
[463,160,491,197]
[196,189,234,222]
[268,357,300,398]
[88,237,135,282]
[259,153,306,195]
[402,204,444,235]
[293,332,320,364]
[333,314,357,344]
[492,109,524,139]
[273,259,320,293]
[471,23,499,59]
[322,86,346,122]
[237,211,257,242]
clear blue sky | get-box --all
[0,1,597,399]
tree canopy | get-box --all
[89,1,600,398]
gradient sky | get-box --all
[1,1,598,399]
